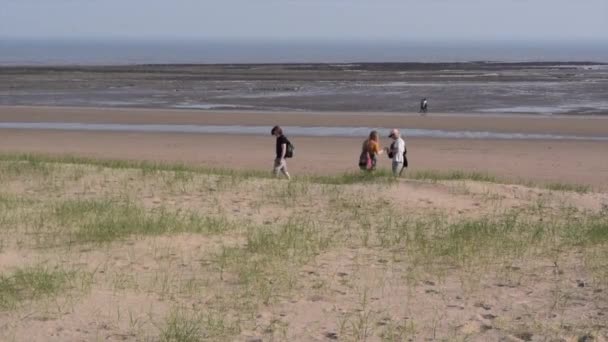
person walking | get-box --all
[420,98,428,115]
[386,128,406,176]
[359,130,383,171]
[271,125,291,180]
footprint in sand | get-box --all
[474,302,492,310]
[481,313,497,320]
[376,317,391,326]
[324,332,338,340]
[308,294,324,302]
[513,331,533,341]
[447,304,465,310]
[459,320,483,334]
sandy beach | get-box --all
[2,105,608,136]
[1,109,608,341]
[1,137,607,341]
[1,106,607,189]
[3,5,608,339]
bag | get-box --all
[285,139,294,158]
[387,142,396,159]
[403,146,408,168]
[359,151,371,169]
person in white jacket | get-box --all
[386,128,406,176]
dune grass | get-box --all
[159,308,205,342]
[544,182,590,194]
[8,152,590,272]
[0,266,78,310]
[419,210,607,266]
[304,169,398,185]
[0,154,604,271]
[0,153,499,187]
[407,169,498,183]
[1,152,600,192]
[159,306,241,342]
[0,153,605,340]
[0,153,270,180]
[0,153,400,186]
[52,198,235,244]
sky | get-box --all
[1,0,607,42]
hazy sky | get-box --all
[2,0,607,41]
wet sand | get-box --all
[1,105,608,136]
[2,63,608,114]
[1,105,607,189]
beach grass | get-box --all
[159,307,241,342]
[53,198,233,244]
[0,153,398,185]
[1,153,601,193]
[0,266,78,310]
[407,169,498,183]
[0,153,605,340]
[544,182,591,194]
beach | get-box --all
[2,63,608,115]
[2,105,608,341]
[4,3,608,337]
[1,105,607,189]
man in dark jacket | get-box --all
[271,125,291,180]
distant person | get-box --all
[271,125,292,180]
[358,130,383,171]
[420,98,428,115]
[385,129,407,176]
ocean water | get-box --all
[1,39,608,65]
[1,122,607,141]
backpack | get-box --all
[359,151,372,169]
[387,141,396,159]
[285,139,294,158]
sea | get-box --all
[1,38,608,65]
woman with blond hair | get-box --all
[358,130,383,171]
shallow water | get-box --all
[1,122,607,141]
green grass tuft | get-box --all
[0,153,269,180]
[53,198,233,244]
[246,217,330,261]
[407,169,497,183]
[545,182,590,193]
[0,153,420,186]
[159,307,240,342]
[160,308,203,342]
[0,266,75,310]
[305,169,398,185]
